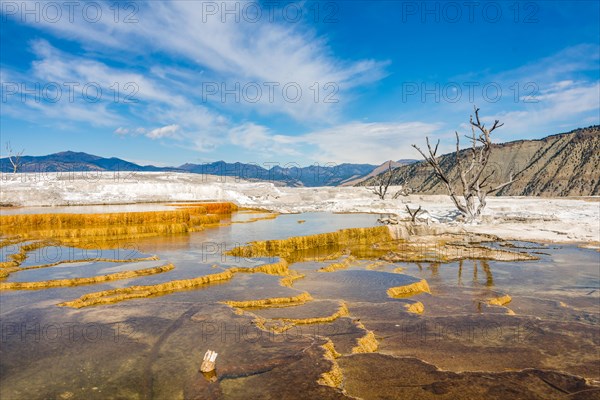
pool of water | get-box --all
[0,210,598,399]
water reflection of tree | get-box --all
[416,260,494,287]
[429,262,440,278]
[458,260,494,287]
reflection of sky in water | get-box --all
[0,212,380,312]
[1,210,599,398]
[393,244,600,295]
[2,212,598,313]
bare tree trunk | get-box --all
[412,107,516,221]
[405,205,423,223]
[5,142,24,174]
[368,161,395,200]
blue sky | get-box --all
[1,0,599,166]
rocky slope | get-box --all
[340,160,416,186]
[361,126,600,196]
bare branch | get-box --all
[368,161,396,200]
[5,141,24,174]
[405,205,423,223]
[485,173,515,195]
[489,120,504,133]
[413,107,515,221]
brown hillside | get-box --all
[340,160,405,186]
[361,126,600,196]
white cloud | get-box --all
[28,39,187,108]
[218,121,446,164]
[147,124,180,139]
[228,123,301,156]
[301,121,445,163]
[9,1,388,123]
[440,44,600,141]
[4,3,597,164]
[490,81,600,136]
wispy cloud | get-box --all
[7,1,388,123]
[215,121,446,164]
[146,124,180,139]
[2,2,597,164]
[435,43,600,141]
[300,121,445,163]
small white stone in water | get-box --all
[201,349,218,372]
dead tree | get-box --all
[367,161,395,200]
[5,142,24,174]
[392,167,413,198]
[392,187,412,198]
[405,205,423,223]
[412,107,515,221]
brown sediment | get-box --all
[0,208,219,228]
[318,256,356,272]
[276,302,349,325]
[237,207,273,212]
[392,266,405,273]
[579,242,600,251]
[0,237,26,249]
[404,301,425,314]
[2,220,218,243]
[231,214,278,224]
[0,203,238,245]
[378,242,538,263]
[225,226,392,259]
[223,292,313,309]
[0,236,159,280]
[250,315,295,334]
[248,314,269,331]
[373,227,539,262]
[317,340,344,388]
[57,259,299,308]
[279,270,305,288]
[230,259,289,276]
[165,202,238,214]
[365,261,388,270]
[236,302,349,336]
[351,321,379,353]
[59,270,234,308]
[0,240,57,270]
[1,254,158,280]
[387,279,431,298]
[0,268,16,279]
[0,260,19,270]
[488,294,512,306]
[0,264,174,290]
[228,225,539,265]
[322,339,341,358]
[19,255,160,271]
[301,249,350,262]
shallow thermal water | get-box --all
[0,209,598,400]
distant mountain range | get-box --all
[340,160,416,186]
[177,161,379,186]
[0,151,173,174]
[3,125,597,194]
[0,151,394,187]
[361,126,600,196]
